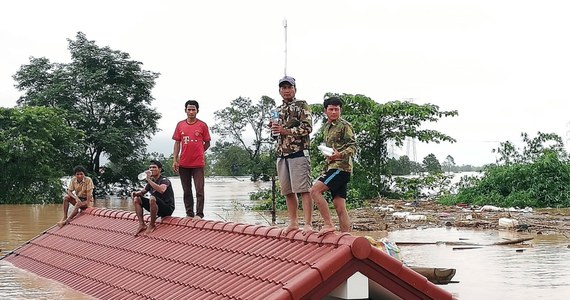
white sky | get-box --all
[2,0,570,166]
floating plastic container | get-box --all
[406,214,427,221]
[392,212,410,219]
[498,218,519,228]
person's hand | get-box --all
[326,149,341,162]
[271,123,284,136]
[172,161,179,173]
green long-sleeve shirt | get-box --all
[322,118,357,173]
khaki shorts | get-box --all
[277,156,311,195]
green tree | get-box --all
[0,107,83,203]
[209,141,253,176]
[493,131,567,165]
[442,155,456,173]
[311,94,457,199]
[423,153,442,174]
[13,32,160,178]
[211,96,276,180]
[386,155,412,175]
[440,132,570,208]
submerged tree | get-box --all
[211,96,276,180]
[13,32,161,176]
[0,107,83,204]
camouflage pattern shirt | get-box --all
[275,99,313,157]
[322,118,357,173]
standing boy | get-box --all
[271,76,314,234]
[172,100,211,219]
[310,97,357,235]
[57,165,94,228]
[132,160,175,235]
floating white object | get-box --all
[392,212,410,219]
[498,218,519,228]
[318,144,334,156]
[406,214,427,221]
[480,205,503,212]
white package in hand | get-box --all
[318,144,334,156]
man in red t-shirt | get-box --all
[172,100,211,219]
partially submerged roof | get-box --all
[3,208,452,299]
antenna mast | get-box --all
[283,19,288,76]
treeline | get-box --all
[9,32,559,210]
[439,132,570,208]
[0,32,462,205]
[386,154,481,175]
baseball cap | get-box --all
[149,159,163,170]
[278,76,296,87]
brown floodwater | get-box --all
[1,177,569,299]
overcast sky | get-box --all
[2,0,570,166]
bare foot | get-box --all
[282,224,299,236]
[302,225,314,235]
[56,220,68,228]
[145,224,156,235]
[135,224,147,236]
[193,216,202,221]
[318,226,336,236]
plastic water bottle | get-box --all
[271,109,280,137]
[137,171,149,180]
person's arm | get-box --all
[132,186,148,197]
[203,141,210,152]
[147,178,167,194]
[336,123,357,160]
[85,178,94,202]
[67,188,80,201]
[172,140,181,173]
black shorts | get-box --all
[318,169,350,199]
[141,196,174,217]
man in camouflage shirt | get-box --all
[271,75,314,235]
[310,96,357,234]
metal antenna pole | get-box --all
[283,19,288,76]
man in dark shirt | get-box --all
[131,160,175,235]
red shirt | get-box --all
[172,119,211,168]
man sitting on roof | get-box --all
[131,160,175,235]
[57,165,94,228]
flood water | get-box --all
[2,176,570,299]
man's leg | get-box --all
[283,193,299,234]
[65,200,89,223]
[179,167,195,217]
[333,196,351,232]
[300,192,313,232]
[277,158,298,235]
[310,181,335,235]
[57,195,77,228]
[133,193,147,235]
[146,196,158,234]
[193,168,205,219]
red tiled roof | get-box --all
[3,208,452,300]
